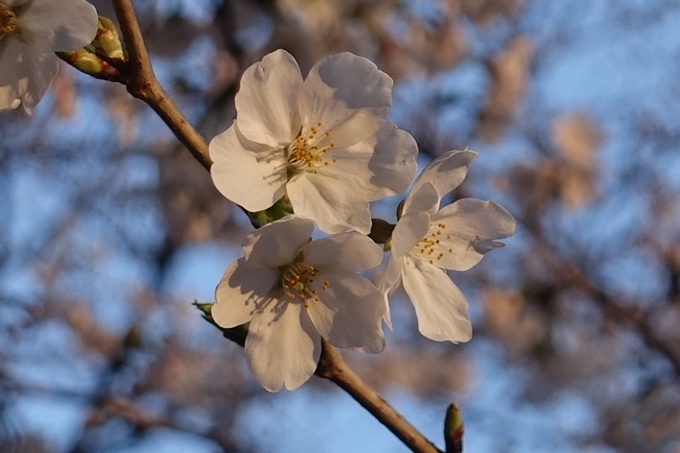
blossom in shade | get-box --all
[212,216,387,391]
[378,150,516,343]
[209,49,417,234]
[0,0,98,113]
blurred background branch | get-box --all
[2,0,680,452]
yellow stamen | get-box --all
[0,4,18,36]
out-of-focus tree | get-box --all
[2,0,680,452]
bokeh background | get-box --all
[2,0,680,452]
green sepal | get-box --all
[193,302,248,347]
[444,403,464,453]
[247,196,294,228]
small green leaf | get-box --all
[193,302,248,347]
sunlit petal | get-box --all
[402,182,439,217]
[209,123,287,212]
[372,253,402,330]
[392,211,431,258]
[306,272,386,353]
[288,173,372,234]
[300,52,392,149]
[241,216,314,269]
[301,233,383,272]
[235,49,302,147]
[410,150,478,201]
[430,199,516,271]
[327,122,417,198]
[212,258,278,328]
[401,256,472,343]
[245,300,320,392]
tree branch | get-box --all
[527,222,680,376]
[195,305,444,453]
[111,0,212,171]
[113,4,444,452]
[316,339,443,453]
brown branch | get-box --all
[316,339,443,453]
[111,0,212,171]
[528,223,680,376]
[112,4,443,453]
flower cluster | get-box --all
[0,0,98,113]
[210,49,516,391]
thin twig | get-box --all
[112,4,442,452]
[527,222,680,376]
[316,339,443,453]
[111,0,212,170]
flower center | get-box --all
[0,3,18,39]
[280,262,330,307]
[285,121,337,178]
[416,222,455,265]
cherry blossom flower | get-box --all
[0,0,98,113]
[209,49,417,234]
[378,150,516,343]
[212,216,387,391]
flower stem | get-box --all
[111,0,212,170]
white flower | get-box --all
[212,216,387,391]
[0,0,98,114]
[209,49,417,234]
[378,150,516,343]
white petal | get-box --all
[402,182,439,217]
[287,173,371,234]
[245,299,320,392]
[212,258,279,328]
[372,253,403,330]
[391,211,431,258]
[0,39,58,113]
[325,122,418,198]
[300,53,392,149]
[209,122,287,212]
[375,253,402,297]
[241,216,314,269]
[401,256,472,343]
[410,150,478,201]
[301,233,383,272]
[430,199,516,271]
[234,49,302,147]
[19,0,98,52]
[306,272,386,353]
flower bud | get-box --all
[91,16,125,61]
[58,49,106,76]
[444,403,464,453]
